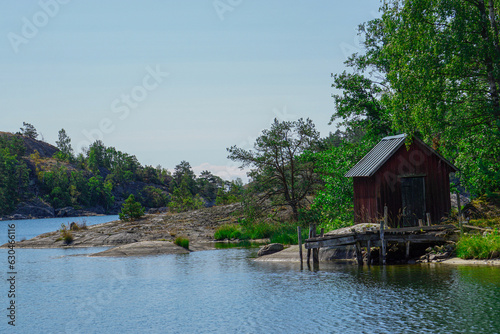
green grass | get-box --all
[456,232,500,259]
[174,237,189,250]
[214,224,242,240]
[59,223,74,245]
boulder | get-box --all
[56,207,78,217]
[257,243,284,257]
[11,198,54,219]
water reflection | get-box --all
[2,247,499,333]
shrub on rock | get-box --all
[119,194,145,221]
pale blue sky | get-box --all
[1,0,380,180]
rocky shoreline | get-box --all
[1,203,243,255]
[3,201,498,265]
[0,197,113,221]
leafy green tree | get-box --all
[55,128,74,162]
[306,138,374,226]
[197,170,224,205]
[168,175,204,212]
[379,0,500,195]
[215,178,244,206]
[227,118,320,220]
[172,161,198,195]
[326,0,500,198]
[141,186,169,208]
[119,194,145,221]
[138,165,160,184]
[0,137,29,215]
[19,122,38,139]
[87,176,114,210]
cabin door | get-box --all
[401,177,426,227]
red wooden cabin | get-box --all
[345,134,458,227]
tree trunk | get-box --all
[291,203,299,221]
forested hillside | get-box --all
[0,127,242,219]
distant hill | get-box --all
[0,131,240,220]
[0,131,58,158]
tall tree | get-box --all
[19,122,38,139]
[329,0,500,196]
[197,170,223,205]
[168,174,204,212]
[227,118,320,220]
[172,161,197,195]
[55,128,74,161]
[381,0,500,194]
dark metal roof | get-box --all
[345,134,407,177]
[345,134,458,177]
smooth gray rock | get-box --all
[90,241,190,257]
[258,243,284,257]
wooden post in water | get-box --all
[406,241,411,260]
[297,226,303,265]
[366,240,371,265]
[426,213,431,226]
[312,224,319,264]
[355,241,363,265]
[384,205,388,229]
[307,225,313,263]
[380,206,388,265]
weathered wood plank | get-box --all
[305,235,357,249]
[385,224,455,234]
[462,224,492,232]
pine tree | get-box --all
[119,194,145,221]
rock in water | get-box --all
[257,243,284,257]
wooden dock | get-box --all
[304,223,457,265]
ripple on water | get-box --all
[1,248,499,333]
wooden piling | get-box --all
[406,241,411,260]
[380,206,387,265]
[426,213,431,226]
[366,240,371,265]
[418,219,424,227]
[307,225,313,263]
[312,224,319,264]
[297,226,303,264]
[355,241,363,265]
[384,205,388,229]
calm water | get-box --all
[1,219,500,333]
[0,215,119,245]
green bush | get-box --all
[214,224,242,240]
[456,232,500,259]
[174,237,189,250]
[59,223,74,245]
[119,194,145,221]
